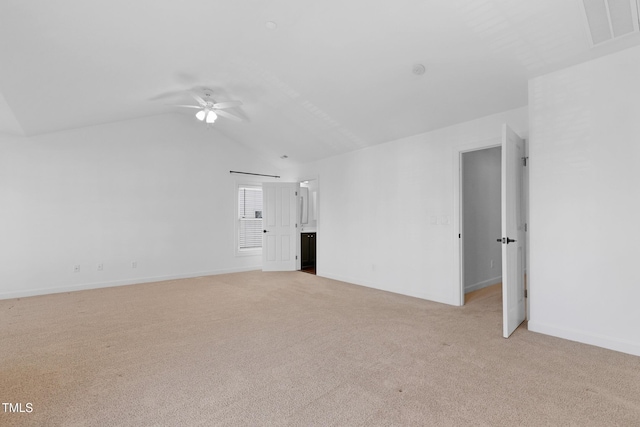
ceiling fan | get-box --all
[169,88,243,124]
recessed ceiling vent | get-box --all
[582,0,640,46]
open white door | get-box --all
[501,124,526,338]
[262,182,299,271]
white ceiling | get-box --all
[1,0,639,163]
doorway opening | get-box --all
[453,125,528,338]
[299,179,318,275]
[461,146,502,303]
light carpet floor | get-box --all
[1,271,639,426]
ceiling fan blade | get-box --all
[215,109,243,122]
[189,92,207,106]
[168,104,202,109]
[148,89,187,101]
[213,100,243,109]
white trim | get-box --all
[465,276,502,294]
[528,321,640,357]
[296,175,320,272]
[235,248,262,257]
[0,266,261,300]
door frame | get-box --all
[452,137,501,307]
[452,134,530,319]
[296,175,319,271]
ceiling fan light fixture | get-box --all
[206,111,218,123]
[170,92,242,124]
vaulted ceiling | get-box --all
[1,0,639,163]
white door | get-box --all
[501,124,526,338]
[262,182,299,271]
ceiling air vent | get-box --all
[581,0,640,46]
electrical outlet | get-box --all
[490,260,494,269]
[97,263,103,271]
[74,265,80,273]
[131,261,137,269]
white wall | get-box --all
[528,45,640,356]
[289,107,527,305]
[463,147,502,293]
[0,113,281,299]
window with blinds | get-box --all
[238,186,263,251]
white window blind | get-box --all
[238,186,263,250]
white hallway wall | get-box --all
[0,113,280,299]
[290,106,528,305]
[528,45,640,356]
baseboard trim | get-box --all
[319,272,455,306]
[465,276,502,294]
[528,320,640,357]
[0,266,261,300]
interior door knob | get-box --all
[263,230,269,233]
[506,237,516,244]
